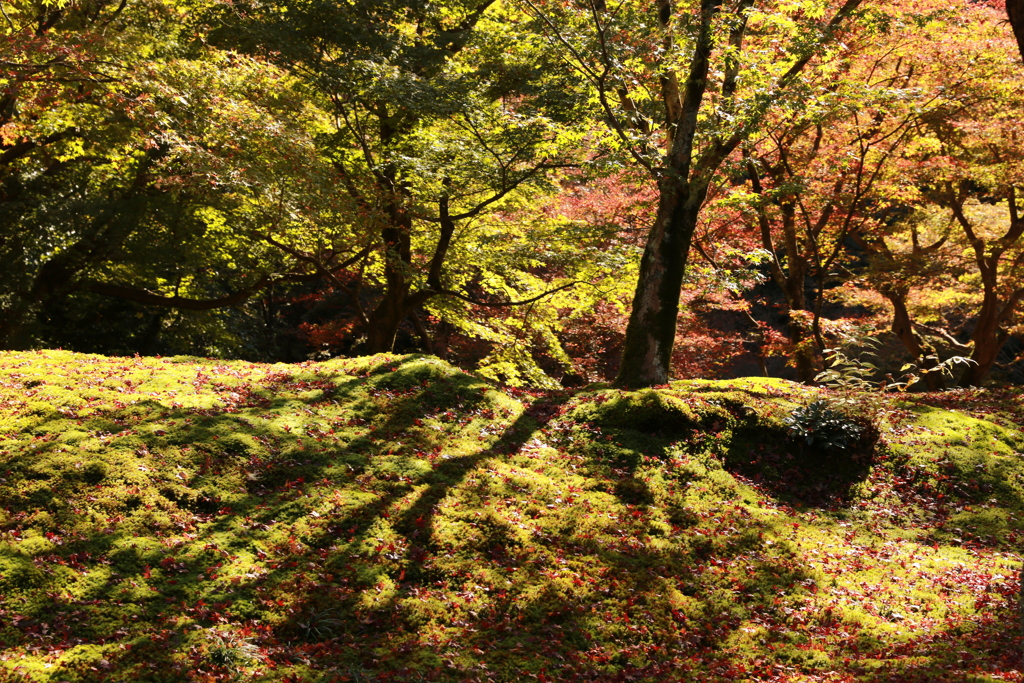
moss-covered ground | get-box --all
[0,351,1020,682]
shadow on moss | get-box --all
[561,387,878,509]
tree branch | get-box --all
[442,280,580,308]
[84,277,277,311]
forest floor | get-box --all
[0,350,1021,682]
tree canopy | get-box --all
[2,0,1023,389]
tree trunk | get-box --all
[960,334,1005,387]
[751,186,817,383]
[884,288,944,391]
[608,0,863,389]
[1008,0,1024,62]
[614,179,703,388]
[957,284,1023,386]
[364,180,416,354]
[788,318,817,384]
[364,290,408,354]
[0,248,93,347]
[0,302,31,349]
[959,297,1005,387]
[997,1,1023,660]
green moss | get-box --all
[0,352,1019,681]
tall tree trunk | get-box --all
[0,241,105,347]
[996,1,1023,660]
[364,175,415,354]
[946,191,1024,386]
[612,0,720,390]
[365,290,408,354]
[362,178,458,355]
[614,179,704,388]
[755,194,816,382]
[609,0,863,389]
[777,202,819,382]
[0,302,31,349]
[788,320,817,384]
[1008,0,1024,62]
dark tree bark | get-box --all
[958,291,1023,386]
[616,178,706,386]
[0,151,161,346]
[852,223,950,391]
[1008,0,1024,62]
[881,287,945,391]
[612,0,864,388]
[364,184,419,353]
[999,2,1024,660]
[946,187,1024,387]
[972,1,1024,391]
[614,0,726,388]
[746,157,818,383]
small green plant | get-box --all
[299,607,343,641]
[205,628,260,673]
[784,399,865,452]
[814,338,883,392]
[815,332,976,392]
[896,354,977,390]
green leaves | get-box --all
[783,398,866,451]
[0,0,359,352]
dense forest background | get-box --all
[3,0,1024,389]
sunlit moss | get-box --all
[0,351,1019,681]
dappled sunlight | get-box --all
[0,351,1020,681]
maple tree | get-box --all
[519,0,867,388]
[673,0,1024,389]
[1,0,1023,388]
[216,0,592,357]
[853,2,1024,387]
[0,0,357,350]
[3,1,1024,677]
[723,1,972,385]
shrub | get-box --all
[784,399,867,453]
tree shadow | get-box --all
[0,357,1015,682]
[260,392,828,681]
[0,355,520,679]
[720,436,877,509]
[837,582,1023,682]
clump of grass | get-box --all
[203,628,260,673]
[297,607,342,641]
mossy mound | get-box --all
[559,381,877,507]
[0,351,1020,682]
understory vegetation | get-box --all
[0,351,1020,682]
